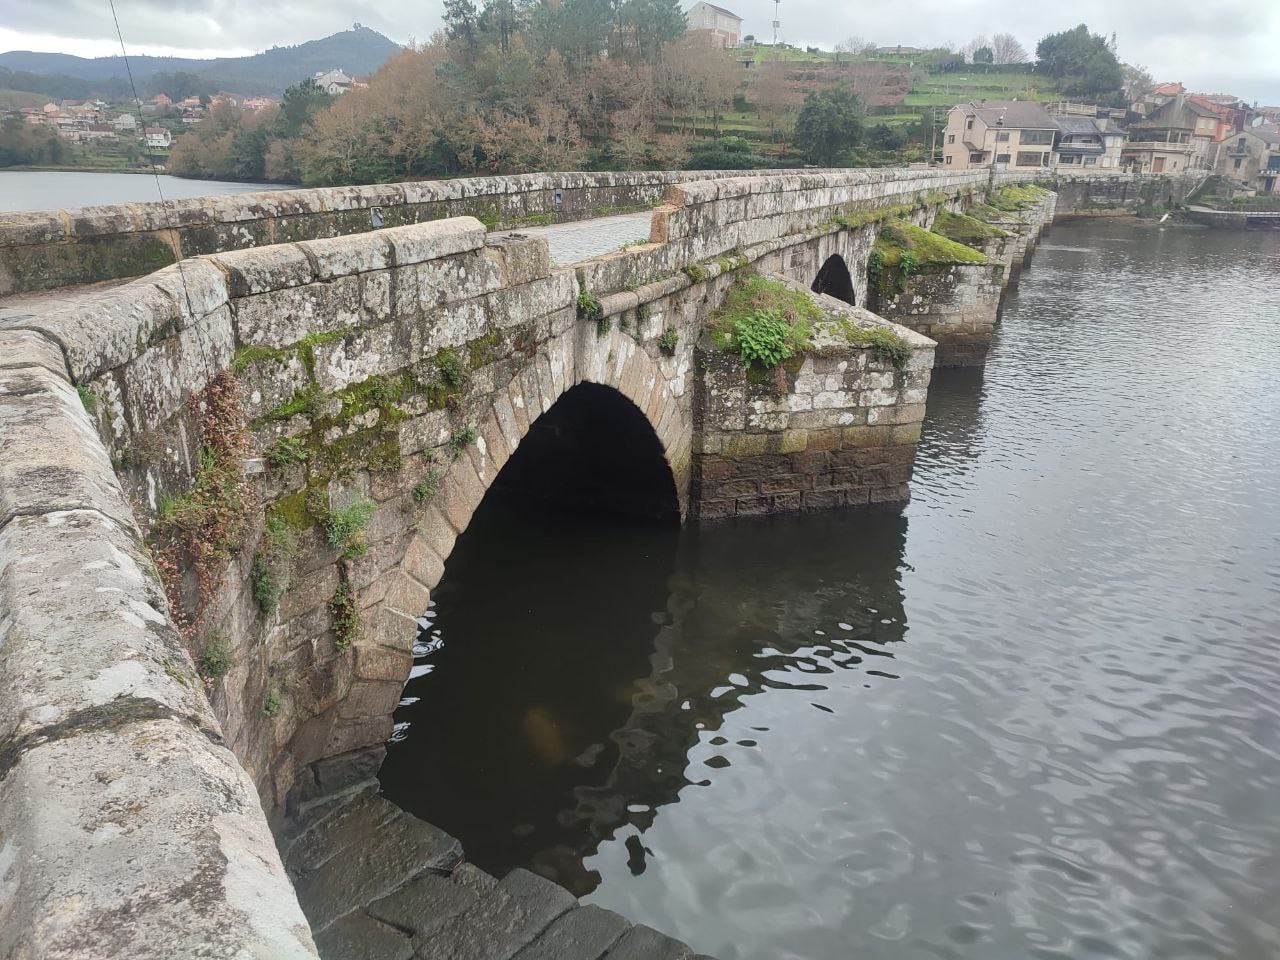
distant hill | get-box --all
[0,26,401,98]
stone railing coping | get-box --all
[4,216,490,384]
[0,168,839,248]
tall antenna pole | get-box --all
[773,0,780,44]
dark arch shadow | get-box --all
[812,253,856,305]
[489,382,680,520]
[377,382,681,878]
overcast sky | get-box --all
[3,0,1278,104]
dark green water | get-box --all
[380,220,1280,959]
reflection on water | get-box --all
[380,220,1280,960]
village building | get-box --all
[1053,116,1125,169]
[941,101,1058,169]
[144,127,172,149]
[1126,95,1239,171]
[112,113,138,132]
[1217,125,1280,194]
[685,2,743,48]
[314,68,355,95]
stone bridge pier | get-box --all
[0,167,1187,959]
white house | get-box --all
[685,2,743,48]
[144,127,172,149]
[313,68,354,95]
[112,113,138,132]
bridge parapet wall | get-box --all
[653,169,997,258]
[0,328,317,958]
[0,168,841,298]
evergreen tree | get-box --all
[1036,24,1123,102]
[444,0,481,50]
[793,86,864,166]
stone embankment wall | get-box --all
[1049,171,1201,217]
[0,165,1153,958]
[0,168,839,297]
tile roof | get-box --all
[961,100,1056,129]
[1054,116,1100,136]
[692,2,742,19]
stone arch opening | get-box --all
[812,254,856,304]
[488,382,681,520]
[377,380,681,883]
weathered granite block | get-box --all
[692,280,934,518]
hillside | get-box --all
[0,26,401,97]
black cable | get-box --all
[108,0,216,384]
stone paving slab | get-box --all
[508,905,630,960]
[315,911,415,960]
[497,212,654,266]
[288,794,707,960]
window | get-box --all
[1016,151,1044,166]
[945,155,952,164]
[947,134,955,144]
[996,154,1011,164]
[966,118,974,130]
[1235,158,1243,170]
[1084,156,1097,166]
[970,152,985,164]
[1021,129,1054,146]
[996,132,1010,142]
[1239,137,1247,149]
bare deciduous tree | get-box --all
[961,35,991,64]
[1121,63,1155,103]
[991,33,1028,64]
[834,36,875,58]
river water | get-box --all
[379,219,1280,959]
[0,170,287,212]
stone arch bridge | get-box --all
[0,167,1194,958]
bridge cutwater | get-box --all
[0,167,1197,959]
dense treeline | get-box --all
[166,13,1131,185]
[170,0,796,184]
[0,66,132,102]
[0,114,67,166]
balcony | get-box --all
[1122,141,1195,155]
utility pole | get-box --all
[773,0,780,45]
[930,107,937,166]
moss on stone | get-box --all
[988,184,1049,213]
[830,319,913,371]
[710,272,821,372]
[251,516,298,615]
[874,220,989,271]
[257,384,323,424]
[329,578,361,651]
[467,329,501,370]
[76,384,97,414]
[966,201,1023,224]
[269,490,313,531]
[932,210,1009,248]
[234,331,347,377]
[683,262,709,283]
